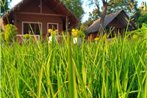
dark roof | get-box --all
[2,0,78,27]
[86,10,135,34]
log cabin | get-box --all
[1,0,78,42]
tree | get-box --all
[60,0,84,21]
[89,8,99,21]
[0,0,12,15]
[138,14,147,26]
[137,2,147,27]
[107,0,138,14]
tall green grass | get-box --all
[1,36,147,98]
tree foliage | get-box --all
[60,0,84,21]
[90,0,137,20]
[89,8,99,21]
[137,3,147,27]
[107,0,138,14]
[1,0,12,14]
[2,24,17,43]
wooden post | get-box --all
[66,16,68,32]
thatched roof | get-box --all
[86,10,135,34]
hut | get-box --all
[86,10,136,40]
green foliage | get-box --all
[89,8,99,21]
[138,14,147,27]
[23,34,30,39]
[128,23,147,39]
[107,0,138,14]
[1,0,12,15]
[78,29,85,37]
[72,28,85,37]
[1,33,147,98]
[140,23,147,37]
[60,0,84,20]
[136,2,147,27]
[80,20,93,32]
[3,24,17,42]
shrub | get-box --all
[141,23,147,38]
[127,23,147,39]
[138,13,147,27]
[3,24,17,42]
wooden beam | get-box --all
[17,12,66,17]
[66,16,68,32]
[40,0,42,13]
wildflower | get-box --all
[132,34,138,39]
[72,29,78,37]
[48,29,58,36]
[72,29,76,32]
[94,37,100,41]
[48,29,53,33]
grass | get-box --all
[1,35,147,98]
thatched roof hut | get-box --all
[86,10,136,40]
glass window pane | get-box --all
[23,23,41,35]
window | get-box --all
[22,22,42,35]
[47,23,58,34]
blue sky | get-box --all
[10,0,146,22]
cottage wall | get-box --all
[14,14,63,36]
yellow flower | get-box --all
[133,34,138,39]
[72,29,78,37]
[48,29,58,36]
[72,29,75,32]
[94,37,99,41]
[48,29,53,33]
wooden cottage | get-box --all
[1,0,78,41]
[86,10,136,40]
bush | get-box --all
[3,24,17,42]
[127,23,147,39]
[138,13,147,27]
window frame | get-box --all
[22,21,42,35]
[47,23,59,34]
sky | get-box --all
[10,0,146,22]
